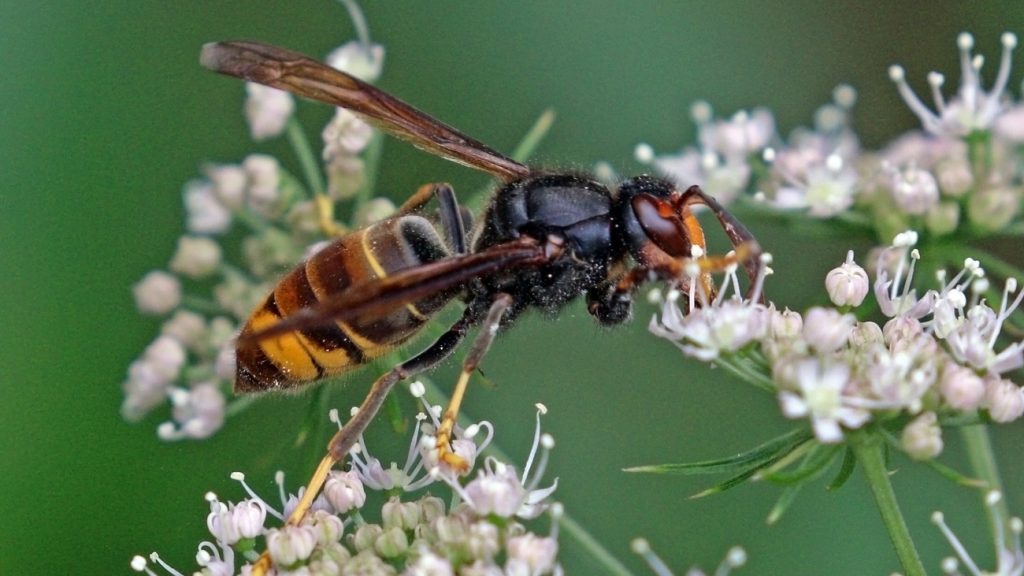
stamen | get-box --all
[230,472,282,521]
[148,552,186,576]
[932,511,983,575]
[274,471,287,510]
[889,65,942,132]
[631,538,673,576]
[716,546,748,576]
[928,72,947,112]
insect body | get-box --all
[201,41,762,550]
[236,213,456,391]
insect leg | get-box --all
[280,311,475,528]
[674,185,762,299]
[398,183,468,254]
[434,293,514,472]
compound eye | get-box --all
[631,193,690,258]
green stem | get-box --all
[286,118,326,198]
[850,431,925,576]
[960,424,1011,546]
[418,378,634,576]
[713,355,775,393]
[354,131,384,211]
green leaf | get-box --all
[689,465,764,499]
[827,447,857,491]
[761,444,842,486]
[624,428,812,476]
[766,484,803,525]
[922,458,986,488]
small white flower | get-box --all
[160,310,207,352]
[184,180,232,234]
[773,151,859,217]
[825,250,869,307]
[133,270,181,315]
[169,236,222,279]
[646,146,751,206]
[889,32,1018,136]
[244,83,294,141]
[778,357,870,443]
[205,163,246,210]
[323,108,374,160]
[158,382,226,441]
[243,154,281,215]
[698,107,775,159]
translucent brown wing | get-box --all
[240,238,545,343]
[200,41,531,181]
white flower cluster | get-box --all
[651,232,1024,453]
[132,402,563,576]
[636,33,1024,242]
[122,39,386,442]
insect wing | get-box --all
[241,239,545,343]
[201,41,531,181]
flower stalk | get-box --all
[849,429,926,576]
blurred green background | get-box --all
[4,1,1024,574]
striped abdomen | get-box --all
[235,215,453,392]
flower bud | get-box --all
[160,310,207,352]
[323,470,366,514]
[232,499,267,539]
[901,412,943,460]
[925,202,960,236]
[802,307,855,353]
[374,526,409,558]
[184,181,231,234]
[133,270,181,315]
[382,497,422,531]
[939,363,985,410]
[883,316,923,349]
[353,197,396,227]
[848,321,884,349]
[351,524,383,552]
[266,525,317,567]
[985,376,1024,423]
[935,157,973,197]
[825,250,869,307]
[507,534,559,574]
[968,187,1020,232]
[244,83,294,141]
[419,495,446,524]
[307,509,344,545]
[169,236,222,279]
[205,164,246,210]
[890,166,939,215]
[770,307,803,338]
[326,41,385,83]
[243,154,282,215]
